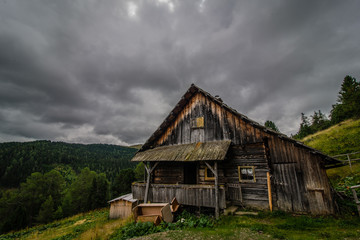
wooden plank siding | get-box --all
[132,183,226,209]
[224,143,270,209]
[133,85,337,214]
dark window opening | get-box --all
[205,167,215,180]
[184,162,197,184]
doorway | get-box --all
[184,162,197,184]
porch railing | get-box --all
[132,183,226,209]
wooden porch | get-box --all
[132,183,226,209]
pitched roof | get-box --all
[138,84,341,167]
[132,140,231,162]
[108,193,137,203]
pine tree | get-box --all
[264,120,280,132]
[36,195,54,223]
[331,75,360,123]
[134,162,145,181]
[111,169,135,197]
[293,113,313,139]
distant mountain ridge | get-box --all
[0,140,138,187]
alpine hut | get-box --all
[131,84,341,216]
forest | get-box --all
[0,141,144,233]
[0,141,138,187]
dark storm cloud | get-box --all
[1,0,360,144]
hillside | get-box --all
[301,118,360,157]
[0,141,137,188]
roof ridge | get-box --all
[137,84,339,165]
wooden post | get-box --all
[350,185,360,216]
[347,154,353,171]
[144,162,150,203]
[214,162,219,219]
[144,162,159,203]
[267,171,273,212]
[205,161,219,219]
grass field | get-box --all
[135,212,360,240]
[1,209,360,240]
[0,208,129,240]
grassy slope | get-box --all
[0,208,129,240]
[2,210,360,240]
[302,118,360,157]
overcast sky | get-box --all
[1,0,360,145]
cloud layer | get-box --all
[1,0,360,145]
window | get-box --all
[238,166,256,182]
[191,117,204,128]
[204,167,215,180]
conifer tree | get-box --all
[264,120,280,132]
[331,75,360,123]
[36,195,54,223]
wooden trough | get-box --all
[132,198,179,225]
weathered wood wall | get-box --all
[223,143,270,210]
[268,137,335,214]
[153,162,184,184]
[109,200,135,219]
[143,91,335,214]
[132,183,226,209]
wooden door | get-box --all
[273,163,305,212]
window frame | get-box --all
[204,166,215,181]
[191,116,204,129]
[238,166,256,183]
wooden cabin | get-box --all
[108,193,138,219]
[131,84,341,216]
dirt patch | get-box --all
[74,219,87,226]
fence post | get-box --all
[347,154,352,171]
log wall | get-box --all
[224,143,270,210]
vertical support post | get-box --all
[214,161,219,219]
[144,162,150,203]
[267,171,273,212]
[347,154,352,171]
[143,162,146,183]
[144,162,159,204]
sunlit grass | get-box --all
[302,118,360,157]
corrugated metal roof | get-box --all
[108,193,137,203]
[132,140,231,162]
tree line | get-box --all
[0,141,138,188]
